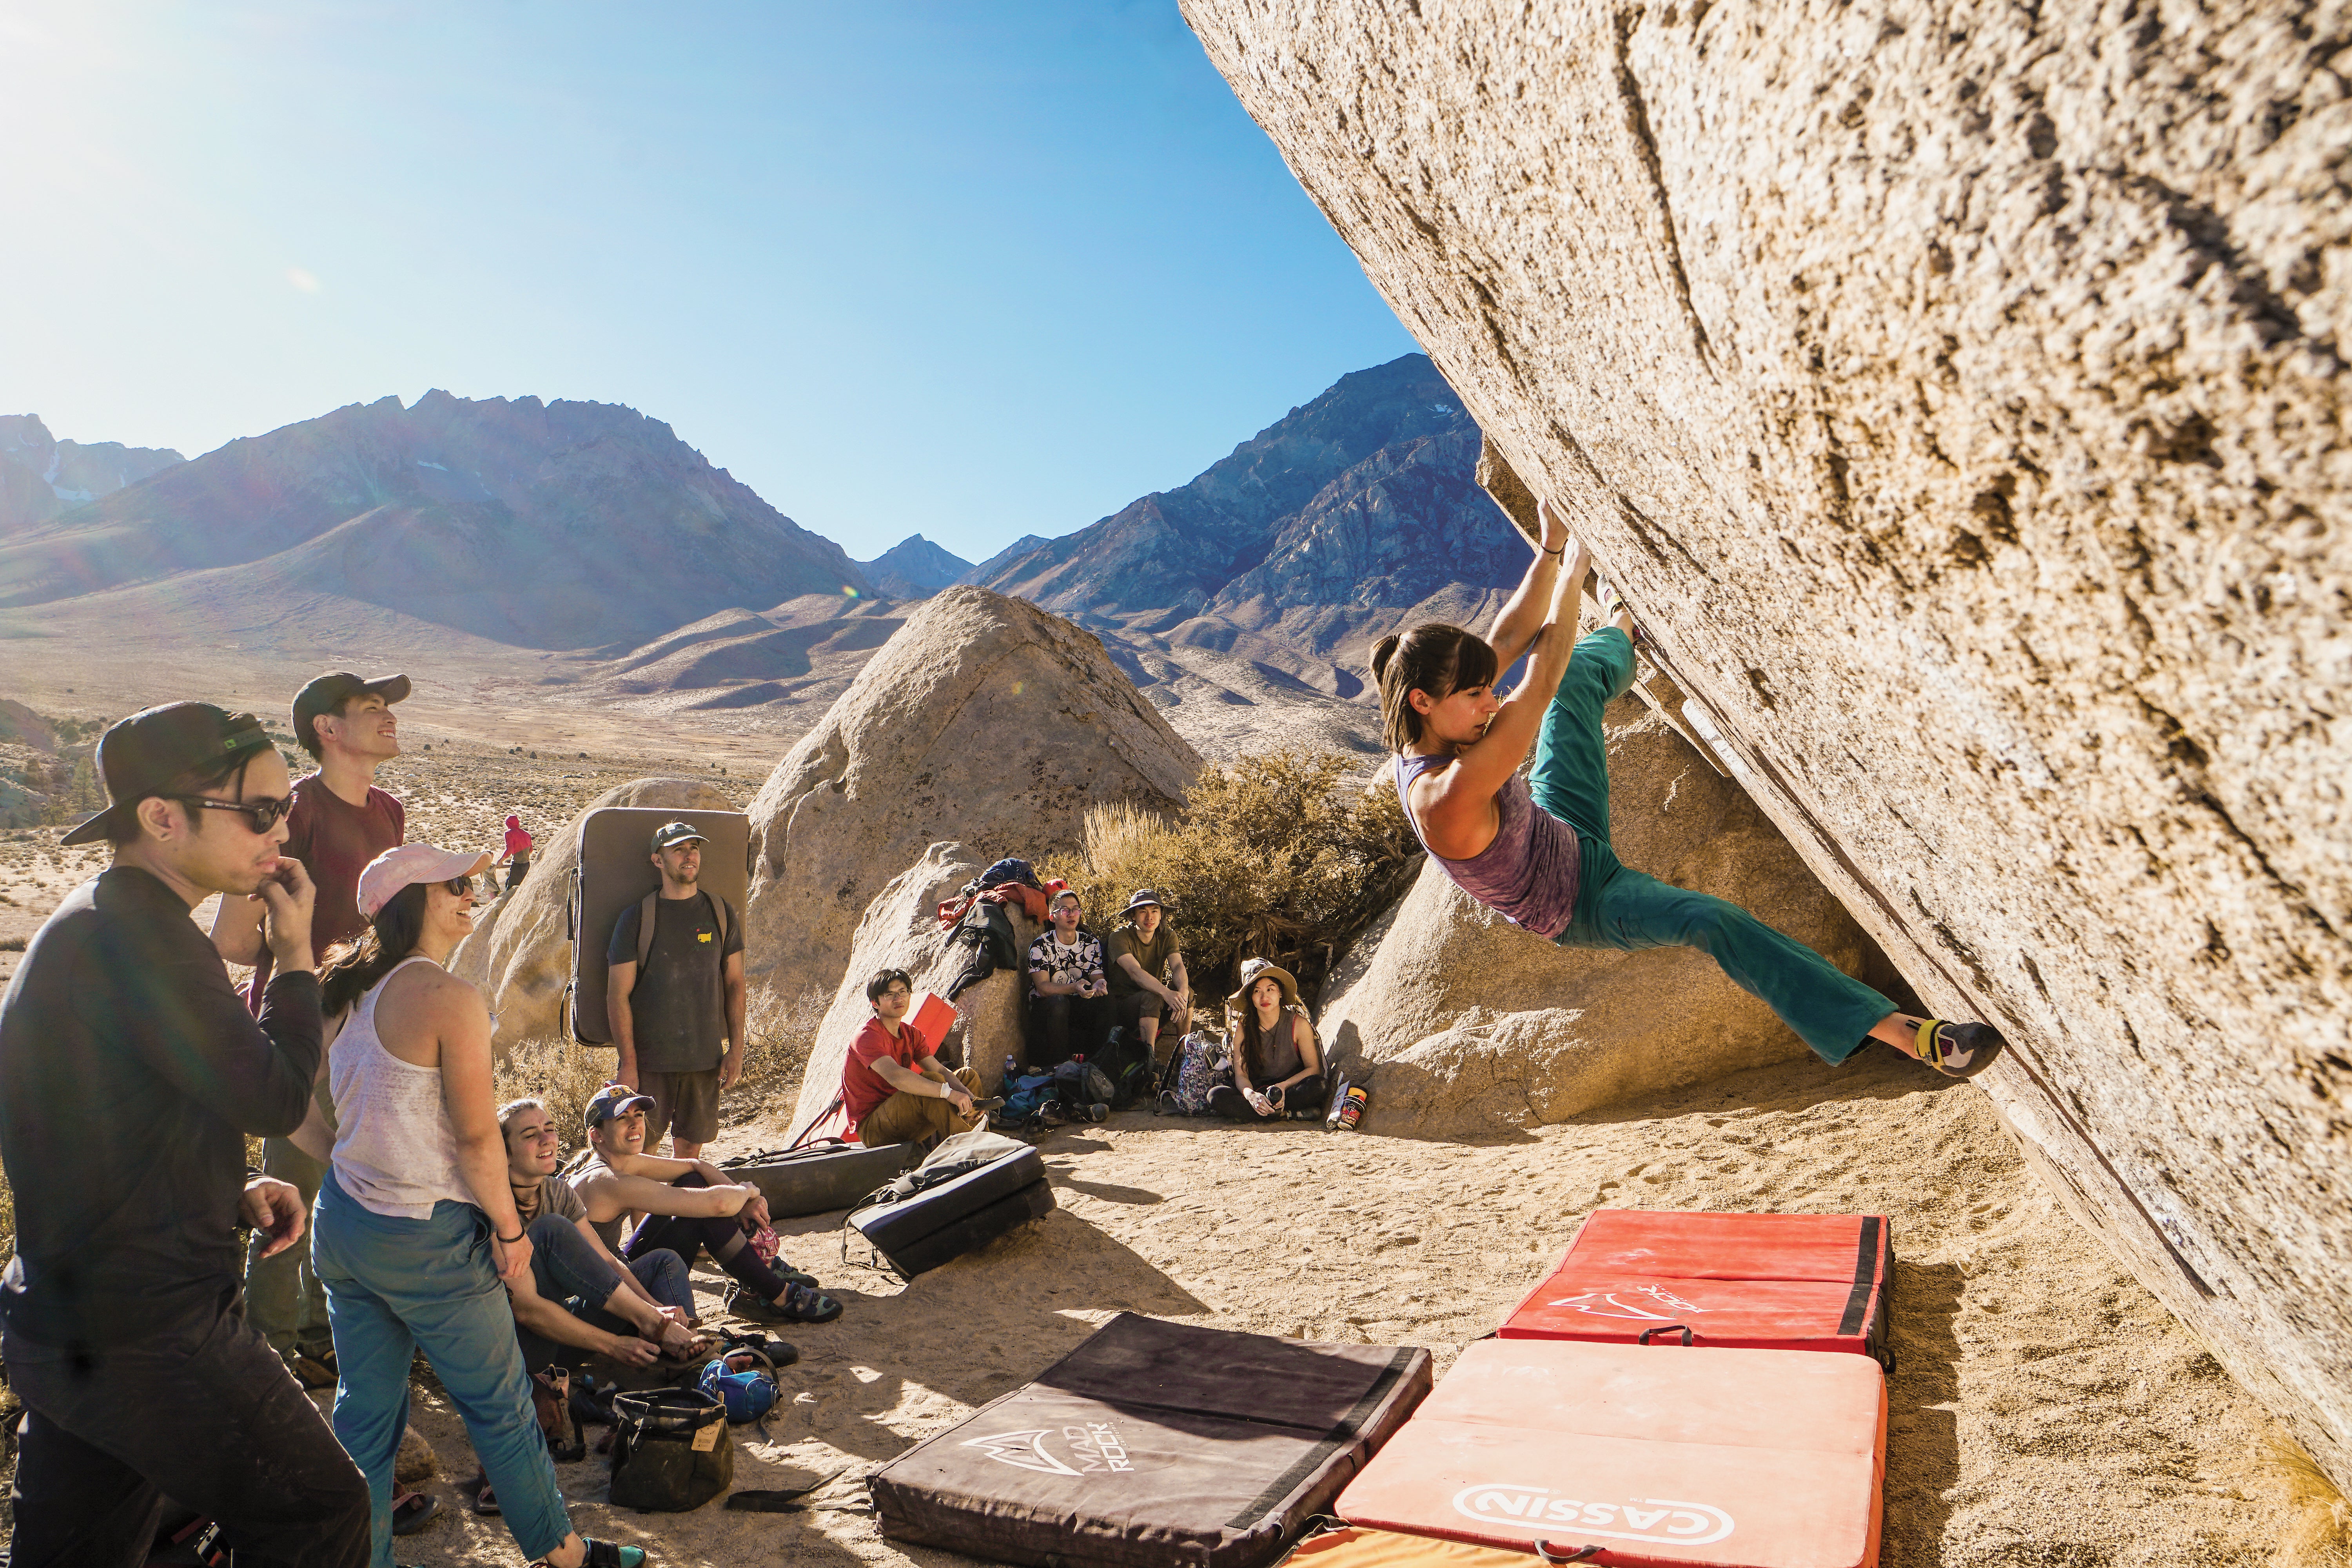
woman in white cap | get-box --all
[305,842,649,1568]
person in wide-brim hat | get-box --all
[1211,958,1325,1125]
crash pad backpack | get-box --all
[608,1387,732,1512]
[1165,1031,1232,1115]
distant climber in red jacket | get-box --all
[1375,497,2006,1080]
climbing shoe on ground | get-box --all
[727,1279,842,1325]
[1913,1019,2007,1078]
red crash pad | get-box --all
[1499,1210,1893,1366]
[1337,1338,1885,1568]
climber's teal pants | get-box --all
[1536,626,1893,1065]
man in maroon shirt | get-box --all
[212,670,409,1380]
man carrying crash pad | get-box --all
[843,968,982,1148]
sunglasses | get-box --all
[178,795,294,835]
[444,875,475,896]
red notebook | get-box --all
[1499,1210,1893,1366]
[1338,1338,1886,1568]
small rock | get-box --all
[395,1422,438,1485]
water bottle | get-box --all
[1003,1054,1020,1085]
[1335,1085,1369,1132]
[1323,1075,1351,1130]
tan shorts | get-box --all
[855,1068,983,1148]
[639,1067,722,1147]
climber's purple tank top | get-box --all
[1393,752,1583,940]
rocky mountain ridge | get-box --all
[0,415,183,534]
[854,534,973,599]
[0,392,871,648]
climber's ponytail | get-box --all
[1374,623,1500,753]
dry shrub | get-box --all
[1055,748,1419,1001]
[2264,1434,2352,1567]
[726,985,826,1132]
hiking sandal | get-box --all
[464,1471,499,1516]
[390,1490,440,1536]
[1911,1019,2007,1078]
[532,1543,646,1568]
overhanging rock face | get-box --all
[1183,0,2351,1482]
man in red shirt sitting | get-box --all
[843,969,981,1148]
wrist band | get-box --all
[1541,544,1566,558]
[497,1230,524,1245]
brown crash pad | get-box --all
[871,1312,1432,1568]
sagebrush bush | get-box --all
[1053,748,1419,1003]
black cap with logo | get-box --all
[291,671,411,754]
[650,821,708,853]
[60,702,276,847]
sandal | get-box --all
[292,1353,337,1390]
[1912,1019,2007,1079]
[464,1470,499,1517]
[390,1490,440,1536]
[580,1541,648,1568]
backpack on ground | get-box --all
[699,1347,781,1425]
[993,1072,1058,1132]
[608,1387,732,1512]
[1162,1031,1232,1116]
[1090,1027,1153,1111]
[1052,1058,1114,1118]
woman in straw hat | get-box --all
[1209,958,1326,1122]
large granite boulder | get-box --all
[1321,696,1891,1134]
[743,587,1200,1012]
[782,844,1042,1139]
[450,776,737,1051]
[1183,0,2352,1481]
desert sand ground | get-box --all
[362,1048,2303,1568]
[0,714,2323,1566]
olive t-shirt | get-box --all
[606,890,742,1074]
[1105,925,1177,995]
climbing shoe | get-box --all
[1913,1019,2007,1079]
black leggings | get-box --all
[622,1172,791,1305]
[1209,1075,1328,1122]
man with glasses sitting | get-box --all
[843,968,981,1148]
[211,670,411,1387]
[0,701,372,1564]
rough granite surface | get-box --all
[742,588,1200,1015]
[1183,0,2352,1483]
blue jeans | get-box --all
[1540,627,1894,1064]
[312,1171,572,1567]
[517,1215,692,1369]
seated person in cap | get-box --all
[606,820,744,1161]
[1207,960,1327,1123]
[1027,890,1114,1067]
[1105,888,1191,1065]
[499,1097,705,1371]
[568,1086,842,1325]
[842,968,982,1148]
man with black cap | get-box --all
[211,669,410,1384]
[606,822,746,1160]
[0,702,371,1565]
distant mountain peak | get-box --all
[1,414,185,534]
[853,534,974,599]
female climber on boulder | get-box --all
[1372,497,2005,1080]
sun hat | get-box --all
[355,842,492,919]
[584,1084,656,1129]
[1230,958,1302,1013]
[650,821,708,852]
[292,671,410,753]
[1120,888,1165,917]
[60,702,276,847]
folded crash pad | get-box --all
[873,1312,1433,1568]
[1338,1338,1885,1568]
[1500,1209,1893,1367]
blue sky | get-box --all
[0,2,1419,565]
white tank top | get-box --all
[329,956,474,1219]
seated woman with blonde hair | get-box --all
[1207,960,1326,1123]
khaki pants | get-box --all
[856,1067,982,1147]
